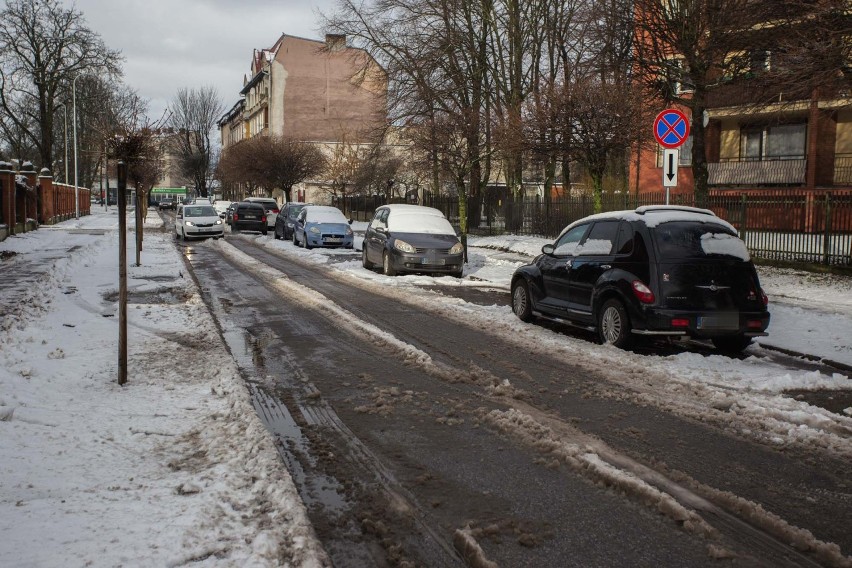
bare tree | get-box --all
[167,86,223,198]
[0,0,121,172]
[217,136,326,202]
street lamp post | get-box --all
[72,74,90,220]
[58,103,69,184]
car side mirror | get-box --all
[542,244,555,255]
[349,219,353,224]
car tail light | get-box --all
[760,289,768,306]
[747,319,763,329]
[671,318,690,328]
[232,213,238,221]
[261,215,267,223]
[271,208,279,214]
[631,280,655,304]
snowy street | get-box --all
[1,208,851,567]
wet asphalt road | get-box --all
[176,233,851,568]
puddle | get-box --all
[222,327,348,515]
[248,383,347,513]
[102,287,188,305]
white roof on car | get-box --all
[382,204,446,217]
[558,205,736,235]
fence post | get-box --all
[739,194,748,239]
[823,193,832,265]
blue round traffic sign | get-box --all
[653,109,690,149]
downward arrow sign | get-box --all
[662,148,678,187]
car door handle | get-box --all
[601,264,611,270]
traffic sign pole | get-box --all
[653,109,690,204]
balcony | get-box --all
[708,158,806,186]
[835,154,852,185]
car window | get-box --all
[287,205,305,220]
[553,223,589,256]
[577,221,619,255]
[259,202,278,211]
[652,221,748,260]
[615,222,634,255]
[185,206,217,217]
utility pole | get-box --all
[117,161,128,386]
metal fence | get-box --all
[338,191,852,267]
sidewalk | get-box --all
[0,209,326,567]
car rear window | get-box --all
[652,221,750,260]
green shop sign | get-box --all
[151,187,187,195]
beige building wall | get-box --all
[836,109,852,155]
[719,119,740,160]
[271,35,386,143]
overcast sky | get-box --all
[61,0,339,122]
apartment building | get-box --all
[218,33,387,203]
[630,7,851,199]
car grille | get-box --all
[195,222,216,228]
[322,233,345,239]
[414,247,452,254]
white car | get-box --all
[245,197,280,229]
[175,204,225,241]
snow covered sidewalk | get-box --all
[0,210,326,567]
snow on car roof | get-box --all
[382,204,445,216]
[558,206,736,235]
[305,206,348,223]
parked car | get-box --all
[292,205,354,249]
[174,204,224,240]
[510,205,770,352]
[230,202,268,235]
[274,202,312,240]
[225,202,238,225]
[245,197,280,229]
[361,204,464,278]
[158,198,176,210]
[213,200,233,220]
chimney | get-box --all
[325,34,346,52]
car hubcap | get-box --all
[512,286,527,316]
[601,306,621,344]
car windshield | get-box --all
[306,207,347,224]
[388,213,455,235]
[652,221,750,261]
[184,206,217,217]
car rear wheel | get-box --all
[598,299,633,349]
[511,280,534,322]
[261,228,268,236]
[273,225,281,240]
[382,251,397,276]
[712,335,753,353]
[362,246,373,269]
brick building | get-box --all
[218,33,387,203]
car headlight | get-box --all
[215,219,222,225]
[185,221,195,227]
[449,242,463,255]
[393,239,416,253]
[309,226,321,234]
[346,227,353,235]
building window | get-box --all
[740,123,806,160]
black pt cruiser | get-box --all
[510,205,770,352]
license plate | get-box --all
[326,237,342,243]
[244,215,257,220]
[421,257,445,265]
[697,313,738,330]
